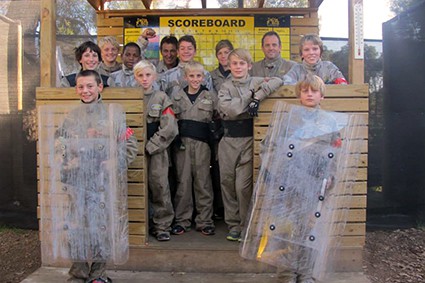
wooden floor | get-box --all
[144,219,238,250]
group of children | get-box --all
[61,31,344,283]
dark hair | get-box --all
[122,42,141,56]
[75,41,102,65]
[261,31,281,46]
[178,35,197,50]
[160,35,178,50]
[76,69,102,85]
[215,39,234,55]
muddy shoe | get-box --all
[171,225,191,235]
[200,226,215,236]
[156,232,171,241]
[226,231,241,241]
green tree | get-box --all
[323,44,383,93]
[389,0,423,14]
[56,0,96,35]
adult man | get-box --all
[156,36,179,73]
[251,31,296,79]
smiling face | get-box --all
[178,41,196,63]
[76,75,103,104]
[100,42,119,65]
[229,54,251,79]
[299,86,323,108]
[79,48,100,70]
[185,70,204,93]
[134,67,156,91]
[161,42,178,67]
[262,35,281,60]
[301,40,322,65]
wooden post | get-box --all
[40,0,56,87]
[348,0,364,84]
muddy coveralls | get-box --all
[211,65,231,93]
[109,66,138,87]
[283,60,347,85]
[144,89,178,237]
[156,58,179,74]
[171,86,217,230]
[58,96,138,283]
[159,62,214,97]
[251,57,296,78]
[217,75,282,234]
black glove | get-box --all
[248,99,260,117]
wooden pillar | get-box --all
[348,0,364,84]
[40,0,56,87]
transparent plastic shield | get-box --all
[38,103,129,265]
[240,102,366,280]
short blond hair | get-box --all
[228,48,252,65]
[133,60,156,74]
[299,34,323,56]
[98,36,120,50]
[295,74,326,97]
[183,61,204,75]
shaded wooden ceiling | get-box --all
[86,0,324,10]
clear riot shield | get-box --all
[38,103,129,265]
[240,101,365,280]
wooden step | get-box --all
[120,221,276,273]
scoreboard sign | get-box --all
[124,15,291,71]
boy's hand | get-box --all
[248,99,260,117]
[141,28,156,39]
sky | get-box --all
[319,0,395,39]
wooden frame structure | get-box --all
[37,0,367,272]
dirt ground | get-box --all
[1,228,425,283]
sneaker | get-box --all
[156,232,170,241]
[226,231,241,241]
[200,226,215,236]
[171,225,190,235]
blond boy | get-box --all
[134,60,178,241]
[217,48,282,241]
[170,61,216,236]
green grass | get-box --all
[0,225,26,234]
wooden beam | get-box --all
[348,0,365,84]
[97,8,317,17]
[86,0,102,10]
[40,0,56,87]
[258,0,265,8]
[141,0,151,9]
[309,0,324,8]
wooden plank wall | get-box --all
[96,11,319,63]
[254,84,369,270]
[36,87,147,247]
